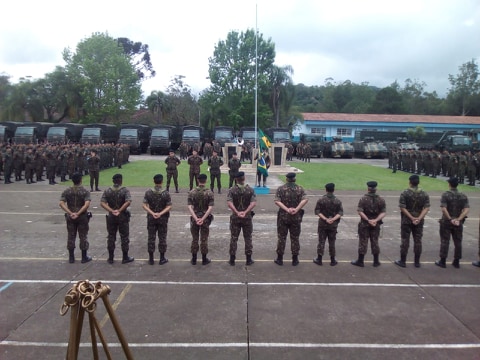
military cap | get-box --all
[286,172,296,179]
[235,171,245,178]
[409,174,419,182]
[448,177,459,186]
[367,181,377,188]
[325,183,335,191]
[112,173,123,181]
[198,174,208,181]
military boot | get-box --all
[81,250,92,264]
[330,256,338,266]
[202,254,211,265]
[435,257,446,268]
[395,255,407,268]
[246,255,254,266]
[452,258,460,269]
[228,255,236,266]
[191,253,197,265]
[472,260,480,267]
[148,252,154,265]
[313,255,322,266]
[159,253,168,265]
[122,251,134,264]
[107,250,114,264]
[414,254,421,268]
[373,254,381,267]
[292,255,299,266]
[274,254,283,266]
[69,249,75,263]
[351,254,365,267]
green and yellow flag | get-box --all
[258,129,272,151]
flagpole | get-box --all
[255,2,259,186]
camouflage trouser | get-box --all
[317,224,338,257]
[190,216,211,254]
[276,215,302,256]
[439,221,463,259]
[210,172,221,191]
[400,222,423,256]
[229,216,253,256]
[24,164,34,181]
[106,214,130,252]
[357,222,381,255]
[66,214,89,251]
[89,170,99,189]
[147,218,168,254]
[189,172,199,190]
[166,170,178,189]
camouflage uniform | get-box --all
[228,156,241,188]
[165,154,181,192]
[314,193,343,258]
[439,188,469,260]
[3,148,13,183]
[187,153,203,190]
[101,185,132,254]
[88,152,101,191]
[398,186,430,258]
[274,182,307,257]
[188,185,214,256]
[208,154,224,193]
[143,186,172,255]
[60,184,91,251]
[356,192,386,256]
[23,149,35,183]
[227,183,256,257]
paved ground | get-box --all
[1,157,480,359]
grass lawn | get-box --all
[76,160,480,192]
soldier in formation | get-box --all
[228,152,241,188]
[164,149,181,193]
[208,149,224,194]
[187,149,203,191]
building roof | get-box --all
[302,113,480,125]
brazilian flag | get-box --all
[258,129,272,151]
[257,154,268,177]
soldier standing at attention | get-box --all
[88,149,101,191]
[142,174,172,265]
[165,149,181,193]
[228,152,241,188]
[227,171,257,266]
[59,173,92,264]
[473,219,480,267]
[313,183,343,266]
[187,149,203,191]
[274,172,308,266]
[208,149,224,194]
[100,174,134,264]
[435,177,470,268]
[351,181,386,267]
[394,175,430,268]
[187,174,214,265]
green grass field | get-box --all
[78,160,480,192]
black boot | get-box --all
[395,254,407,268]
[228,254,235,266]
[30,179,36,183]
[452,258,460,269]
[351,254,365,267]
[175,187,179,193]
[414,254,421,268]
[69,249,75,263]
[313,255,322,266]
[435,257,446,268]
[122,251,134,264]
[107,250,114,264]
[202,254,211,265]
[330,256,338,266]
[472,260,480,267]
[159,253,168,265]
[274,254,283,266]
[246,254,254,266]
[373,254,381,267]
[148,252,154,265]
[191,253,197,265]
[81,250,92,263]
[292,255,299,266]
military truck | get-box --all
[81,123,119,144]
[435,131,474,152]
[0,121,19,144]
[182,125,204,152]
[150,125,180,155]
[46,123,85,144]
[213,126,235,146]
[118,124,151,154]
[13,122,53,144]
[299,133,326,158]
[265,127,291,144]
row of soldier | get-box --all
[389,148,479,186]
[59,168,480,269]
[0,143,130,185]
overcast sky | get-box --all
[1,0,479,98]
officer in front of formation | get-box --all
[100,173,134,264]
[208,149,224,194]
[187,149,203,191]
[226,171,257,266]
[351,181,386,267]
[164,149,181,193]
[274,172,308,266]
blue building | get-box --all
[297,113,480,142]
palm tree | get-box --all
[269,65,293,127]
[146,90,168,124]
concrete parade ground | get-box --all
[0,157,480,359]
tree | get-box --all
[146,90,169,124]
[406,126,426,141]
[63,32,142,123]
[165,75,198,127]
[269,65,294,126]
[116,37,156,80]
[447,59,480,115]
[370,84,406,114]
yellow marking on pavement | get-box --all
[99,283,132,328]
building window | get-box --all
[311,127,326,135]
[337,128,352,136]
